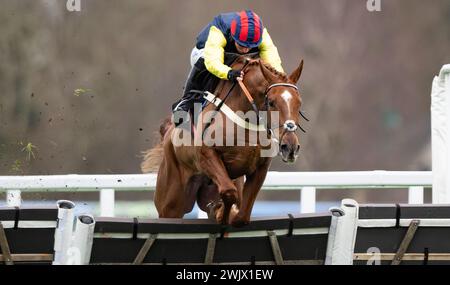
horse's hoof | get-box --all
[231,217,250,228]
[230,211,249,227]
[228,204,240,223]
[206,201,223,222]
[212,203,224,224]
[216,212,224,224]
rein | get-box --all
[201,60,251,139]
[237,78,260,121]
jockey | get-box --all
[172,9,284,117]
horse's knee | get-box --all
[220,187,238,205]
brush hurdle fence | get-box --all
[0,64,449,265]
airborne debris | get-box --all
[11,159,22,173]
[74,88,93,97]
[20,142,37,161]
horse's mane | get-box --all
[246,59,288,82]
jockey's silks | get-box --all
[195,12,284,80]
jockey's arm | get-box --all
[259,28,284,73]
[203,26,232,80]
[203,26,284,79]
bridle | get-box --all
[238,79,309,145]
[264,83,302,144]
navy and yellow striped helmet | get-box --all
[230,10,264,49]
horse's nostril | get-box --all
[296,145,300,153]
[280,144,289,153]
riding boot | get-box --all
[172,64,203,127]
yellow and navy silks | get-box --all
[195,12,284,80]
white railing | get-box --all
[0,171,432,217]
[432,64,450,203]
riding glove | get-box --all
[227,69,242,82]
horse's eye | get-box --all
[268,100,275,108]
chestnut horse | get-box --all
[142,55,305,226]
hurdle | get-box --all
[0,200,95,265]
[3,199,450,265]
[0,199,346,265]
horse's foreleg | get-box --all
[231,159,271,227]
[197,177,243,223]
[197,147,237,224]
[227,176,244,223]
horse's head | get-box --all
[242,58,305,163]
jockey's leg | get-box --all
[172,64,202,128]
[231,159,271,227]
[172,57,218,120]
[197,147,238,224]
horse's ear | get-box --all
[260,61,278,84]
[289,59,304,84]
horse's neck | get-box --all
[218,82,262,113]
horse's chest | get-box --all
[219,147,262,178]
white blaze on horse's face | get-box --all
[281,90,293,118]
[269,87,301,164]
